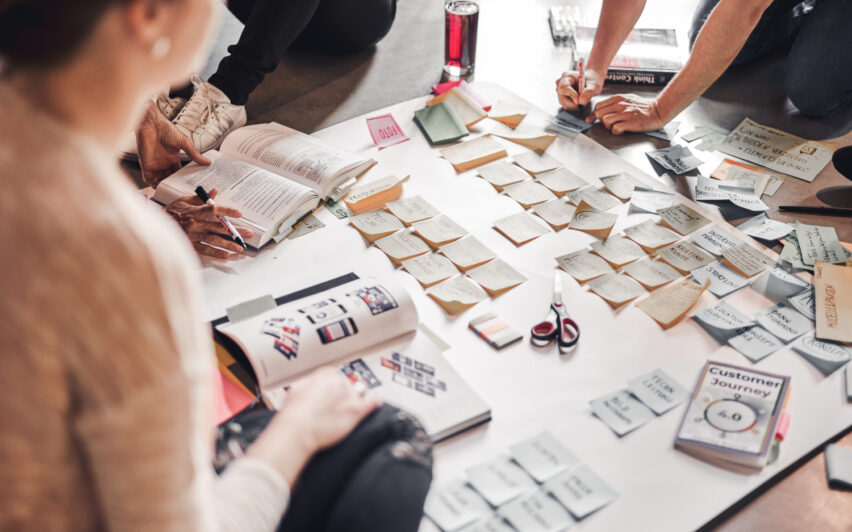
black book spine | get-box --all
[605,69,676,87]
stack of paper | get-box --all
[546,109,593,137]
[779,221,852,272]
[414,102,469,145]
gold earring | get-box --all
[152,37,171,59]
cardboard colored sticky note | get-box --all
[375,230,431,263]
[488,100,529,128]
[636,278,710,329]
[402,253,460,287]
[657,203,711,236]
[413,215,469,248]
[440,236,498,271]
[532,200,577,230]
[493,128,556,155]
[503,180,558,208]
[590,235,647,267]
[427,275,489,315]
[569,210,618,240]
[509,432,579,483]
[657,240,716,273]
[575,187,622,212]
[722,243,774,278]
[623,220,680,251]
[477,160,531,190]
[587,273,646,307]
[493,212,550,246]
[814,261,852,343]
[366,112,409,149]
[630,187,675,214]
[536,168,589,196]
[599,172,647,201]
[589,389,655,436]
[623,258,682,290]
[556,250,614,283]
[386,196,440,225]
[513,151,563,175]
[465,455,537,507]
[428,87,488,129]
[627,368,689,415]
[344,174,408,214]
[467,259,527,296]
[440,136,508,173]
[350,210,404,242]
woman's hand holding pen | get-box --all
[165,188,253,259]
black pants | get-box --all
[215,405,433,532]
[206,0,398,106]
[689,0,852,117]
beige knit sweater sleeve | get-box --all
[0,83,288,532]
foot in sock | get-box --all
[172,77,247,154]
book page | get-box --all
[155,152,317,244]
[216,278,418,391]
[220,123,366,197]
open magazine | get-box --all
[216,277,491,441]
[153,122,376,247]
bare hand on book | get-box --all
[136,100,210,188]
[590,94,664,134]
[165,188,253,259]
[556,69,603,112]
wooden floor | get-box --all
[167,0,852,529]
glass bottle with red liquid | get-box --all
[444,0,479,78]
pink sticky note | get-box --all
[214,369,255,426]
[432,80,462,95]
[366,113,409,150]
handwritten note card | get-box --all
[556,250,614,283]
[426,275,489,314]
[424,480,491,532]
[509,432,579,483]
[791,335,852,376]
[623,220,680,250]
[717,118,835,182]
[657,203,711,235]
[467,259,527,296]
[587,273,647,307]
[441,236,498,271]
[465,455,536,506]
[755,304,812,343]
[385,195,440,224]
[656,240,716,273]
[544,465,618,519]
[690,225,743,257]
[477,160,531,190]
[814,261,852,343]
[693,300,755,343]
[623,258,682,289]
[532,200,577,230]
[493,212,550,246]
[599,172,646,201]
[503,180,557,208]
[402,253,459,287]
[590,235,647,267]
[498,490,576,532]
[728,326,784,362]
[536,168,589,196]
[691,262,750,298]
[636,278,710,329]
[589,390,655,436]
[627,368,689,414]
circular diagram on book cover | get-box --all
[704,399,758,433]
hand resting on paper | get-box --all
[136,100,210,188]
[589,94,664,134]
[247,367,381,485]
[556,68,604,112]
[165,188,253,259]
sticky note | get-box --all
[657,204,711,236]
[402,253,459,287]
[693,300,755,343]
[424,480,491,532]
[636,278,710,329]
[791,335,852,376]
[555,250,614,283]
[374,230,431,264]
[509,432,579,483]
[569,210,618,240]
[350,210,404,242]
[465,455,537,507]
[513,151,563,175]
[467,259,527,296]
[722,243,774,278]
[589,389,655,436]
[813,261,852,343]
[574,187,622,213]
[728,326,784,363]
[458,515,515,532]
[587,273,646,308]
[787,287,816,320]
[498,490,576,532]
[503,180,557,208]
[795,222,850,266]
[413,215,468,248]
[627,368,689,414]
[623,220,680,251]
[532,200,577,230]
[441,236,498,271]
[477,160,531,190]
[656,240,716,273]
[737,213,792,242]
[440,136,508,173]
[414,101,469,145]
[630,187,675,214]
[599,172,647,201]
[493,212,550,246]
[535,168,588,196]
[385,196,440,225]
[427,275,489,314]
[646,145,703,175]
[691,225,743,257]
[590,235,647,267]
[760,266,811,303]
[691,262,750,298]
[623,258,681,290]
[366,112,409,149]
[544,465,618,519]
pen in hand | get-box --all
[194,185,248,250]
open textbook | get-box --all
[216,277,490,441]
[153,123,376,247]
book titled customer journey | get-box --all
[216,277,490,441]
[153,122,376,248]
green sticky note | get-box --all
[414,101,469,145]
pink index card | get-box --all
[366,113,409,150]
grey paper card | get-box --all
[728,326,784,363]
[459,515,515,532]
[424,480,491,532]
[787,287,816,321]
[847,363,852,401]
[691,225,743,257]
[791,335,852,376]
[646,145,703,175]
[755,304,813,343]
[589,390,655,436]
[825,444,852,490]
[547,110,593,137]
[693,300,755,343]
[627,368,689,414]
[643,121,680,141]
[498,490,576,532]
[691,262,750,298]
[629,187,675,213]
[509,432,580,483]
[465,456,537,507]
[753,266,811,303]
[544,465,618,519]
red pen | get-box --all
[577,58,585,115]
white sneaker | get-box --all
[172,77,247,154]
[119,92,187,162]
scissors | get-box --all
[530,273,580,353]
